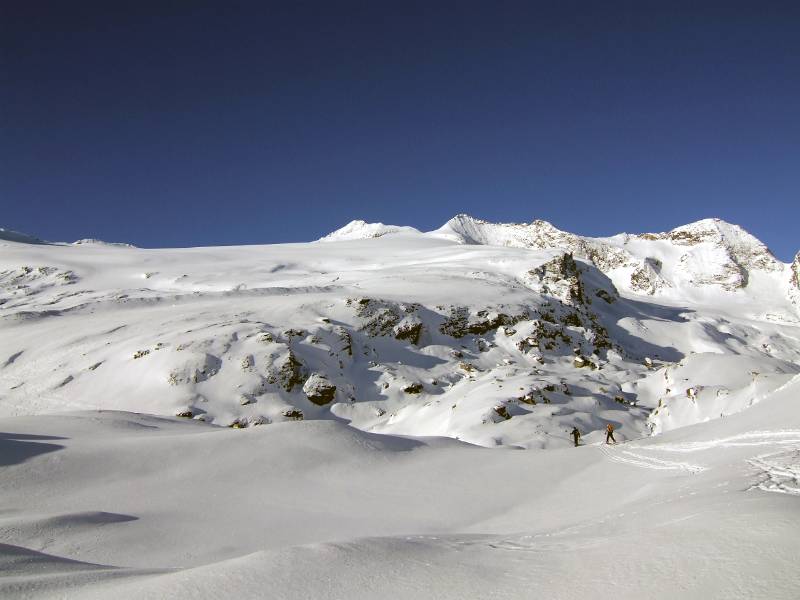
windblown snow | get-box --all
[1,215,799,598]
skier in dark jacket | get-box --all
[606,423,616,444]
[571,427,581,447]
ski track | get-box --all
[602,431,800,493]
[638,430,800,453]
[748,449,800,496]
[600,444,706,474]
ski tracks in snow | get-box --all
[600,444,706,474]
[599,431,800,496]
[748,449,800,496]
[648,430,800,453]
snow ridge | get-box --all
[0,228,46,245]
[318,220,421,242]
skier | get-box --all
[606,423,616,444]
[571,426,581,447]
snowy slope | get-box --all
[1,375,799,598]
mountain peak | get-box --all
[667,218,749,242]
[434,214,576,249]
[661,219,780,272]
[317,220,421,242]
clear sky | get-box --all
[2,1,798,259]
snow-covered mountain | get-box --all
[1,216,798,447]
[329,215,790,297]
[2,216,800,599]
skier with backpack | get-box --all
[571,426,581,447]
[606,423,616,444]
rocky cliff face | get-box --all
[634,219,782,291]
[790,252,800,307]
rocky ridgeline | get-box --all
[440,215,783,294]
[790,252,800,307]
[441,214,661,292]
[645,219,780,271]
[636,219,782,290]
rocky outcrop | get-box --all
[439,306,529,338]
[402,382,424,394]
[790,252,800,306]
[393,318,423,344]
[528,253,586,304]
[276,351,305,392]
[573,354,597,370]
[334,326,353,356]
[353,298,401,337]
[303,373,337,405]
[630,257,668,295]
[492,404,511,421]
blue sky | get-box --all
[2,2,798,259]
